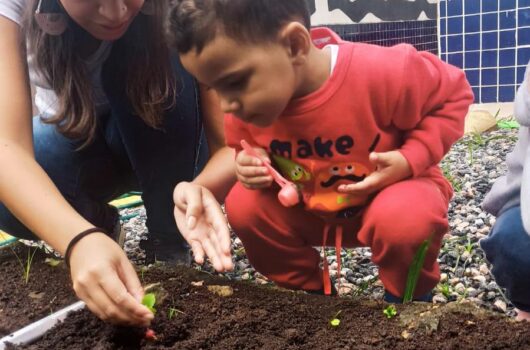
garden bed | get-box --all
[2,247,530,350]
[0,245,77,338]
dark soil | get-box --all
[2,245,530,349]
[0,244,77,338]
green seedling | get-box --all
[383,305,397,319]
[465,132,510,165]
[45,257,62,267]
[351,275,378,297]
[403,233,434,303]
[142,293,157,314]
[437,283,451,299]
[464,238,474,254]
[441,162,462,192]
[9,245,38,284]
[329,310,342,327]
[167,307,185,320]
[497,112,519,129]
[140,266,148,283]
[141,293,157,341]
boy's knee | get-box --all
[225,185,267,234]
[365,199,446,247]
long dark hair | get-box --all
[24,0,175,147]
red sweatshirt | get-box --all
[225,41,474,218]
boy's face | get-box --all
[180,34,298,127]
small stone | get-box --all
[493,300,507,313]
[455,283,466,294]
[472,275,486,284]
[338,283,354,296]
[401,330,411,339]
[432,294,447,304]
[440,273,448,283]
[479,264,490,275]
[449,278,460,286]
[474,219,485,227]
[207,285,234,297]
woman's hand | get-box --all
[173,181,233,272]
[68,234,154,326]
[337,151,412,196]
[235,147,273,189]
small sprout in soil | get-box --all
[142,293,157,314]
[167,307,185,320]
[45,258,62,267]
[438,283,452,299]
[9,245,38,284]
[141,293,157,341]
[140,266,148,282]
[403,233,434,303]
[383,305,397,319]
[329,310,342,327]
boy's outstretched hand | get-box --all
[236,146,274,189]
[173,182,234,272]
[337,150,412,196]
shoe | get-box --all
[384,291,433,303]
[140,235,191,266]
[516,308,530,322]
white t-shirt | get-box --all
[0,0,111,117]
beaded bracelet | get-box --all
[64,227,107,268]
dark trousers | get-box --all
[480,205,530,312]
[0,55,207,249]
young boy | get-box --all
[481,61,530,321]
[169,0,474,299]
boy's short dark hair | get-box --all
[169,0,311,54]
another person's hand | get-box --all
[235,147,273,189]
[69,234,154,326]
[337,150,412,196]
[173,181,233,271]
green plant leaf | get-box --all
[403,233,434,303]
[45,258,62,267]
[383,305,397,319]
[497,120,520,129]
[330,318,340,327]
[142,293,157,314]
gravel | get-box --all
[120,128,519,317]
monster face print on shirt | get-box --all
[270,134,381,217]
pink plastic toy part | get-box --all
[240,140,300,207]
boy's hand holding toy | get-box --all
[236,144,274,189]
[337,150,412,196]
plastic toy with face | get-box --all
[272,155,311,183]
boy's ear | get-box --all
[278,22,311,65]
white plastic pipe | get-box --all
[0,301,85,349]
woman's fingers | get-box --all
[98,273,153,324]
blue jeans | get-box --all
[480,206,530,312]
[0,55,207,249]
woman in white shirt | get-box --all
[0,0,232,326]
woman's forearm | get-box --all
[0,17,93,254]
